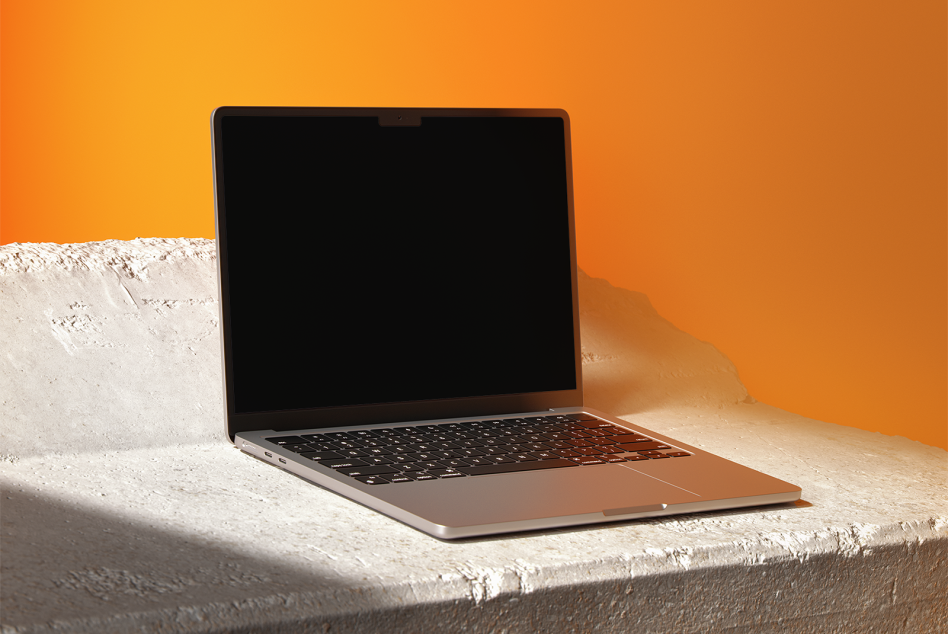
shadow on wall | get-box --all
[578,270,754,416]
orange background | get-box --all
[2,1,945,450]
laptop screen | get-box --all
[215,110,578,422]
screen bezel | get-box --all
[211,106,583,441]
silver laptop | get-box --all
[211,106,801,539]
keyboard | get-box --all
[264,414,691,485]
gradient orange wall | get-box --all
[2,1,946,450]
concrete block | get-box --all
[1,239,945,633]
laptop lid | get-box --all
[212,107,583,442]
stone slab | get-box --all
[1,240,945,633]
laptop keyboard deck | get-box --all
[265,415,691,485]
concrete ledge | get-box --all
[2,240,945,633]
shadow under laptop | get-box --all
[0,485,344,629]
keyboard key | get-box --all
[336,464,400,476]
[282,444,316,453]
[321,458,369,469]
[354,476,388,485]
[428,469,467,478]
[266,436,308,445]
[307,442,341,452]
[589,437,618,447]
[529,451,558,460]
[540,433,571,441]
[610,435,652,444]
[638,450,665,456]
[414,474,438,481]
[551,449,581,458]
[299,451,344,462]
[573,447,605,456]
[666,452,692,457]
[380,474,415,483]
[335,440,368,449]
[438,458,473,469]
[624,455,650,461]
[408,452,439,462]
[510,454,538,461]
[457,458,579,476]
[575,420,615,430]
[614,442,672,452]
[570,456,605,465]
[600,454,627,463]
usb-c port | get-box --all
[265,451,272,458]
[278,457,287,464]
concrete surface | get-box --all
[1,239,946,633]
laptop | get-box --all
[210,106,801,539]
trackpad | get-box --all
[382,463,701,528]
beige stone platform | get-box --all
[1,239,945,633]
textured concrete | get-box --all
[1,239,946,633]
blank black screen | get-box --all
[219,115,576,414]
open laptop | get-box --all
[211,106,801,539]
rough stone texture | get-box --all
[0,239,223,455]
[1,239,946,633]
